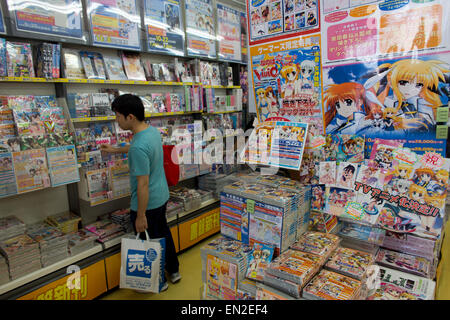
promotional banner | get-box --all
[250,33,323,132]
[7,0,84,39]
[248,0,319,45]
[144,0,185,56]
[185,0,216,58]
[320,0,450,66]
[322,51,450,156]
[217,3,242,62]
[87,0,141,50]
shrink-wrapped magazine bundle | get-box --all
[291,231,340,263]
[45,211,81,234]
[85,219,125,243]
[302,269,362,300]
[67,229,98,256]
[0,215,26,242]
[325,247,374,280]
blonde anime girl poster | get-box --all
[322,52,450,157]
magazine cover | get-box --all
[108,159,131,199]
[206,254,238,300]
[302,269,362,300]
[322,134,365,163]
[144,0,184,56]
[0,152,18,198]
[80,51,106,79]
[103,54,127,80]
[62,48,85,79]
[86,168,112,205]
[246,243,275,282]
[325,247,374,280]
[121,53,146,81]
[375,248,432,278]
[6,42,35,77]
[319,161,336,185]
[12,149,50,194]
[185,0,216,58]
[46,145,80,187]
[250,34,322,123]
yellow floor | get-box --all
[102,224,450,300]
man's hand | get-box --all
[100,144,116,153]
[135,214,148,233]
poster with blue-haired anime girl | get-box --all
[322,51,450,157]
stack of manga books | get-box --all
[290,231,341,264]
[27,222,69,267]
[256,283,297,300]
[375,248,432,279]
[169,186,203,211]
[67,229,98,256]
[0,234,41,280]
[45,211,81,234]
[302,269,363,300]
[324,247,375,281]
[110,208,132,233]
[237,278,257,300]
[263,249,322,297]
[80,51,107,80]
[0,215,26,242]
[367,266,435,300]
[0,254,9,284]
[84,219,125,243]
[199,172,242,197]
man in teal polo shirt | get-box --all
[101,94,180,290]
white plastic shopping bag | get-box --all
[120,231,166,293]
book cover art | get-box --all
[80,51,106,80]
[206,254,238,300]
[62,49,85,79]
[325,247,374,280]
[103,54,127,80]
[12,149,50,193]
[246,243,274,282]
[6,42,35,77]
[121,53,146,81]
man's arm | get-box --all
[100,144,130,154]
[135,175,149,233]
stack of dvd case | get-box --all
[0,254,9,284]
[325,247,375,281]
[0,234,41,280]
[110,209,132,233]
[0,216,26,242]
[85,219,125,243]
[46,212,81,234]
[302,269,363,300]
[264,249,322,292]
[27,222,69,267]
[201,236,252,299]
[67,229,98,256]
[290,231,341,264]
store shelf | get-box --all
[203,110,242,114]
[71,116,116,122]
[102,232,134,249]
[203,85,241,89]
[178,198,219,219]
[0,77,196,86]
[71,111,202,122]
[0,244,103,296]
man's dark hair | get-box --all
[111,94,145,121]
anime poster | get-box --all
[250,34,322,124]
[217,4,242,62]
[320,0,450,66]
[248,0,319,45]
[46,145,80,187]
[144,0,184,56]
[206,255,238,300]
[185,0,216,58]
[8,0,84,39]
[12,149,50,194]
[87,0,141,50]
[322,52,450,157]
[0,153,18,198]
